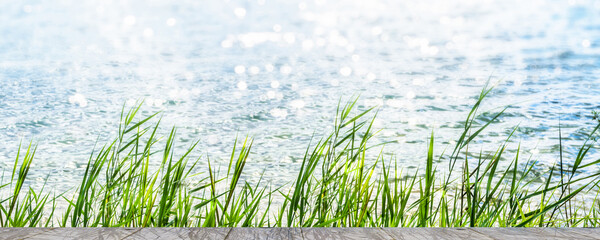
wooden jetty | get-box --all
[1,227,598,239]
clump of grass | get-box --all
[1,85,600,227]
[0,143,54,227]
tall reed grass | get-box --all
[1,85,600,227]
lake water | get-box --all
[1,0,600,191]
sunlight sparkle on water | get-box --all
[249,66,260,75]
[166,18,176,26]
[371,26,383,35]
[237,81,248,90]
[280,65,292,75]
[68,94,88,107]
[270,81,280,88]
[221,39,233,48]
[143,28,154,37]
[270,108,288,118]
[290,100,305,109]
[366,73,376,82]
[123,15,136,26]
[302,39,314,51]
[582,39,591,48]
[265,64,275,72]
[234,8,247,18]
[339,67,352,76]
[234,65,246,74]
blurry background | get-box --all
[0,0,599,191]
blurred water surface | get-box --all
[1,0,600,191]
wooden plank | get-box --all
[471,228,599,240]
[382,228,493,240]
[12,228,231,240]
[551,228,600,239]
[0,227,597,240]
[189,227,231,240]
[22,228,140,240]
[129,227,231,240]
[225,228,302,240]
[302,228,392,240]
[0,228,55,240]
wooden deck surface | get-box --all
[0,227,598,240]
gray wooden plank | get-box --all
[225,228,302,240]
[12,228,230,240]
[551,228,600,240]
[471,228,598,240]
[1,227,598,240]
[302,228,392,240]
[0,228,55,240]
[383,228,493,240]
[189,227,231,240]
[127,227,231,240]
[23,228,140,240]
